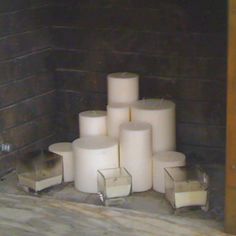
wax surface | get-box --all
[49,142,74,182]
[18,173,62,191]
[120,121,152,192]
[79,110,107,137]
[153,151,186,193]
[108,72,139,105]
[106,185,131,198]
[175,191,207,208]
[107,103,130,138]
[131,99,176,152]
[73,136,119,193]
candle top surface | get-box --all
[79,110,106,118]
[49,142,72,153]
[108,72,139,79]
[107,103,130,109]
[73,136,118,150]
[121,121,152,131]
[131,99,175,110]
[154,151,186,163]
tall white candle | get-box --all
[107,103,130,139]
[79,110,107,137]
[120,121,152,192]
[49,142,74,182]
[131,99,176,152]
[107,72,139,105]
[153,151,186,193]
[72,136,119,193]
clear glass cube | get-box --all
[164,166,209,209]
[17,150,63,192]
[97,167,132,201]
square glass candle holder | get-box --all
[17,150,63,192]
[164,166,209,210]
[97,167,132,203]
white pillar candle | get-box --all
[131,99,176,152]
[120,121,152,192]
[72,136,119,193]
[153,151,186,193]
[79,110,107,137]
[107,72,139,105]
[107,103,130,139]
[49,142,74,182]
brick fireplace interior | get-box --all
[0,0,226,176]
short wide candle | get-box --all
[107,103,130,139]
[153,151,186,193]
[72,136,119,193]
[49,142,74,182]
[79,110,107,137]
[107,72,139,105]
[131,99,176,152]
[120,121,152,192]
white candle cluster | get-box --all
[49,72,186,194]
[131,99,176,152]
[107,72,139,105]
[120,121,152,192]
[49,142,74,183]
[79,110,107,137]
[73,136,119,193]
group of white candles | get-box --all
[49,72,186,194]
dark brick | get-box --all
[176,100,226,125]
[0,1,53,171]
[140,76,226,102]
[0,28,51,60]
[0,7,50,38]
[53,50,226,79]
[175,79,226,102]
[52,6,186,32]
[0,151,16,176]
[56,112,79,137]
[0,49,51,85]
[1,115,55,150]
[178,144,225,165]
[18,133,57,158]
[0,73,54,108]
[14,50,52,80]
[177,123,226,148]
[0,91,55,130]
[55,70,107,93]
[56,90,107,113]
[0,0,51,13]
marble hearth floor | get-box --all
[0,164,228,235]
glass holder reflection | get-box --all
[97,167,132,205]
[164,166,209,211]
[16,150,63,192]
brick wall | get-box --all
[0,0,55,175]
[51,0,227,164]
[0,1,227,173]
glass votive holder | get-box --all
[164,166,209,211]
[97,167,132,206]
[17,150,63,192]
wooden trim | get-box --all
[225,0,236,234]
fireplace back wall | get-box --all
[0,0,55,175]
[51,0,227,165]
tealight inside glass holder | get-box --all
[97,167,132,205]
[17,150,63,192]
[164,166,209,210]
